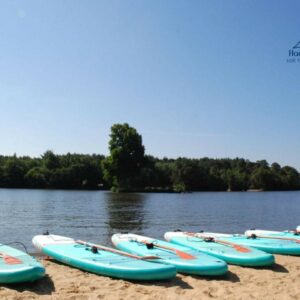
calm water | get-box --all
[0,189,299,252]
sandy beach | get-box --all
[0,255,299,300]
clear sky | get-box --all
[0,1,299,170]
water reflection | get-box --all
[105,192,147,237]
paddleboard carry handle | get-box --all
[291,229,300,235]
[248,234,257,239]
[146,242,154,249]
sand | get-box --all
[0,255,299,300]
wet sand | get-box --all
[0,255,299,299]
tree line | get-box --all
[0,152,103,190]
[0,123,299,192]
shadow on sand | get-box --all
[189,270,240,283]
[1,274,55,295]
[50,258,194,289]
[237,262,289,274]
[268,263,289,273]
[132,276,194,289]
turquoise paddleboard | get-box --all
[0,243,45,283]
[164,231,274,267]
[189,232,300,256]
[112,233,228,276]
[32,234,176,281]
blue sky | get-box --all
[0,1,299,170]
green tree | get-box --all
[250,167,274,190]
[3,156,26,187]
[25,167,49,188]
[280,166,300,190]
[226,169,248,191]
[102,123,145,191]
[42,150,60,170]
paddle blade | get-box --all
[3,254,22,265]
[233,245,251,253]
[174,249,196,260]
[142,240,196,260]
[213,239,251,253]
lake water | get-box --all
[0,189,299,252]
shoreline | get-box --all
[1,187,300,193]
[1,255,299,299]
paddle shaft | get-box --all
[76,240,159,260]
[249,235,300,243]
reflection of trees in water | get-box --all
[105,192,147,236]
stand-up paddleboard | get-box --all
[245,229,300,242]
[164,231,274,267]
[32,234,176,281]
[0,243,45,283]
[187,232,300,255]
[112,233,228,276]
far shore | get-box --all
[1,187,300,193]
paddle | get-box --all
[0,253,22,265]
[76,240,160,260]
[185,232,251,253]
[211,239,251,253]
[248,235,300,244]
[138,240,196,260]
